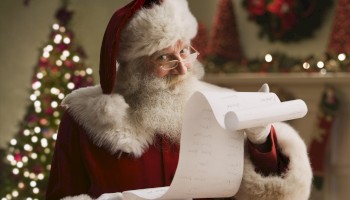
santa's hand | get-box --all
[245,83,271,144]
[97,193,123,200]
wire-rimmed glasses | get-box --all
[159,46,200,70]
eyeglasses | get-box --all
[159,46,200,70]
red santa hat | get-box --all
[99,0,198,94]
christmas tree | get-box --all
[0,4,94,199]
[208,0,244,63]
[327,0,350,54]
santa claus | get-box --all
[46,0,312,199]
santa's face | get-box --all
[114,42,204,142]
[145,40,201,87]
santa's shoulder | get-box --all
[62,85,128,128]
[60,85,152,157]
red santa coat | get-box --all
[47,114,284,199]
[46,84,313,200]
[47,112,180,199]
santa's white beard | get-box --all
[116,59,204,143]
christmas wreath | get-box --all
[242,0,333,42]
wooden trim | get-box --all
[203,73,350,85]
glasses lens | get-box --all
[159,47,199,70]
[184,52,198,63]
[161,60,178,70]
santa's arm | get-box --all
[236,122,312,200]
[46,112,93,200]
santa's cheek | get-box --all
[153,69,169,78]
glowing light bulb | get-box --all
[31,153,38,159]
[50,87,60,95]
[41,138,48,148]
[10,160,16,166]
[338,53,346,61]
[34,90,41,96]
[73,56,80,62]
[317,61,324,68]
[12,191,18,197]
[31,136,38,143]
[33,187,39,194]
[67,82,75,89]
[45,45,53,52]
[51,101,58,108]
[29,173,36,179]
[6,155,14,162]
[35,107,42,113]
[10,139,17,145]
[52,133,58,140]
[60,55,67,61]
[54,34,62,44]
[64,73,71,80]
[32,81,41,90]
[30,181,37,187]
[38,173,44,180]
[34,100,41,108]
[80,70,86,76]
[36,72,44,79]
[18,182,25,189]
[30,94,37,101]
[22,156,29,163]
[24,144,33,151]
[63,37,71,44]
[86,68,93,75]
[12,168,19,175]
[34,127,41,133]
[52,24,59,30]
[16,162,23,168]
[58,93,65,100]
[56,60,63,66]
[63,50,70,57]
[23,129,30,136]
[302,62,310,69]
[264,54,273,62]
[59,26,66,32]
[42,52,50,58]
[24,171,30,177]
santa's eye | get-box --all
[158,54,169,61]
[180,47,190,55]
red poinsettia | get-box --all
[247,0,266,16]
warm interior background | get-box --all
[0,0,349,199]
[0,0,337,147]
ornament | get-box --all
[14,153,22,162]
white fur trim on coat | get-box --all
[60,194,93,200]
[61,81,212,157]
[62,85,154,157]
[235,122,313,200]
[118,0,198,62]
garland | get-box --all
[242,0,333,42]
[204,52,350,74]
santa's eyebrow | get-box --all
[151,49,173,59]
